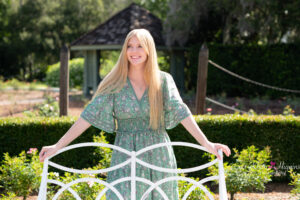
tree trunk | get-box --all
[230,192,235,200]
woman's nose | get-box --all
[129,47,139,52]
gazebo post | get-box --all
[83,50,100,98]
[96,50,101,86]
[83,50,89,98]
[170,49,185,93]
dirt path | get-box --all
[1,89,299,118]
[0,89,85,117]
[14,182,299,200]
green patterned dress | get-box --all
[80,71,192,200]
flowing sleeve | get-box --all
[163,73,192,130]
[80,93,115,134]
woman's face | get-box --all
[126,36,148,67]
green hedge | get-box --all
[0,117,116,170]
[0,115,299,181]
[186,43,300,98]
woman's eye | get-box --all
[138,45,142,48]
[127,45,131,48]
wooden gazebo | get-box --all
[70,3,185,98]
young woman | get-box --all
[39,29,231,199]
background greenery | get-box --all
[1,0,299,86]
[186,43,300,98]
[45,58,84,89]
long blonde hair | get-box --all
[92,29,164,130]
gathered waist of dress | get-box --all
[115,128,166,134]
[115,118,166,134]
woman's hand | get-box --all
[204,141,231,160]
[39,144,59,163]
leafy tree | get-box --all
[0,0,127,80]
[1,0,300,80]
[163,0,300,46]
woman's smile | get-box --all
[127,36,148,66]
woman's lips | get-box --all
[130,56,141,61]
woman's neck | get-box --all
[128,64,146,82]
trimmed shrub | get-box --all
[45,58,84,89]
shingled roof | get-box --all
[70,3,165,48]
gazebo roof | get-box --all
[70,3,165,50]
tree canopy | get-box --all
[0,0,299,79]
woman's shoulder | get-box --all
[159,70,172,81]
[159,70,170,77]
[159,71,174,86]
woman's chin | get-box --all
[129,61,146,67]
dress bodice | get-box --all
[80,71,192,134]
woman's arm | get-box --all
[39,117,91,162]
[181,115,231,160]
[55,117,91,149]
[181,115,210,147]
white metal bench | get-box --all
[38,142,228,200]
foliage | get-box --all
[0,192,18,200]
[283,105,295,116]
[0,148,42,200]
[163,0,203,46]
[23,95,59,117]
[247,109,257,116]
[157,51,170,72]
[0,134,110,199]
[206,145,273,200]
[135,0,169,20]
[93,132,113,174]
[1,0,300,81]
[0,77,48,90]
[0,78,22,90]
[47,172,106,200]
[46,134,114,199]
[99,51,120,79]
[289,169,300,195]
[178,172,213,199]
[0,0,126,80]
[0,146,106,199]
[163,0,300,46]
[0,116,107,171]
[45,58,84,89]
